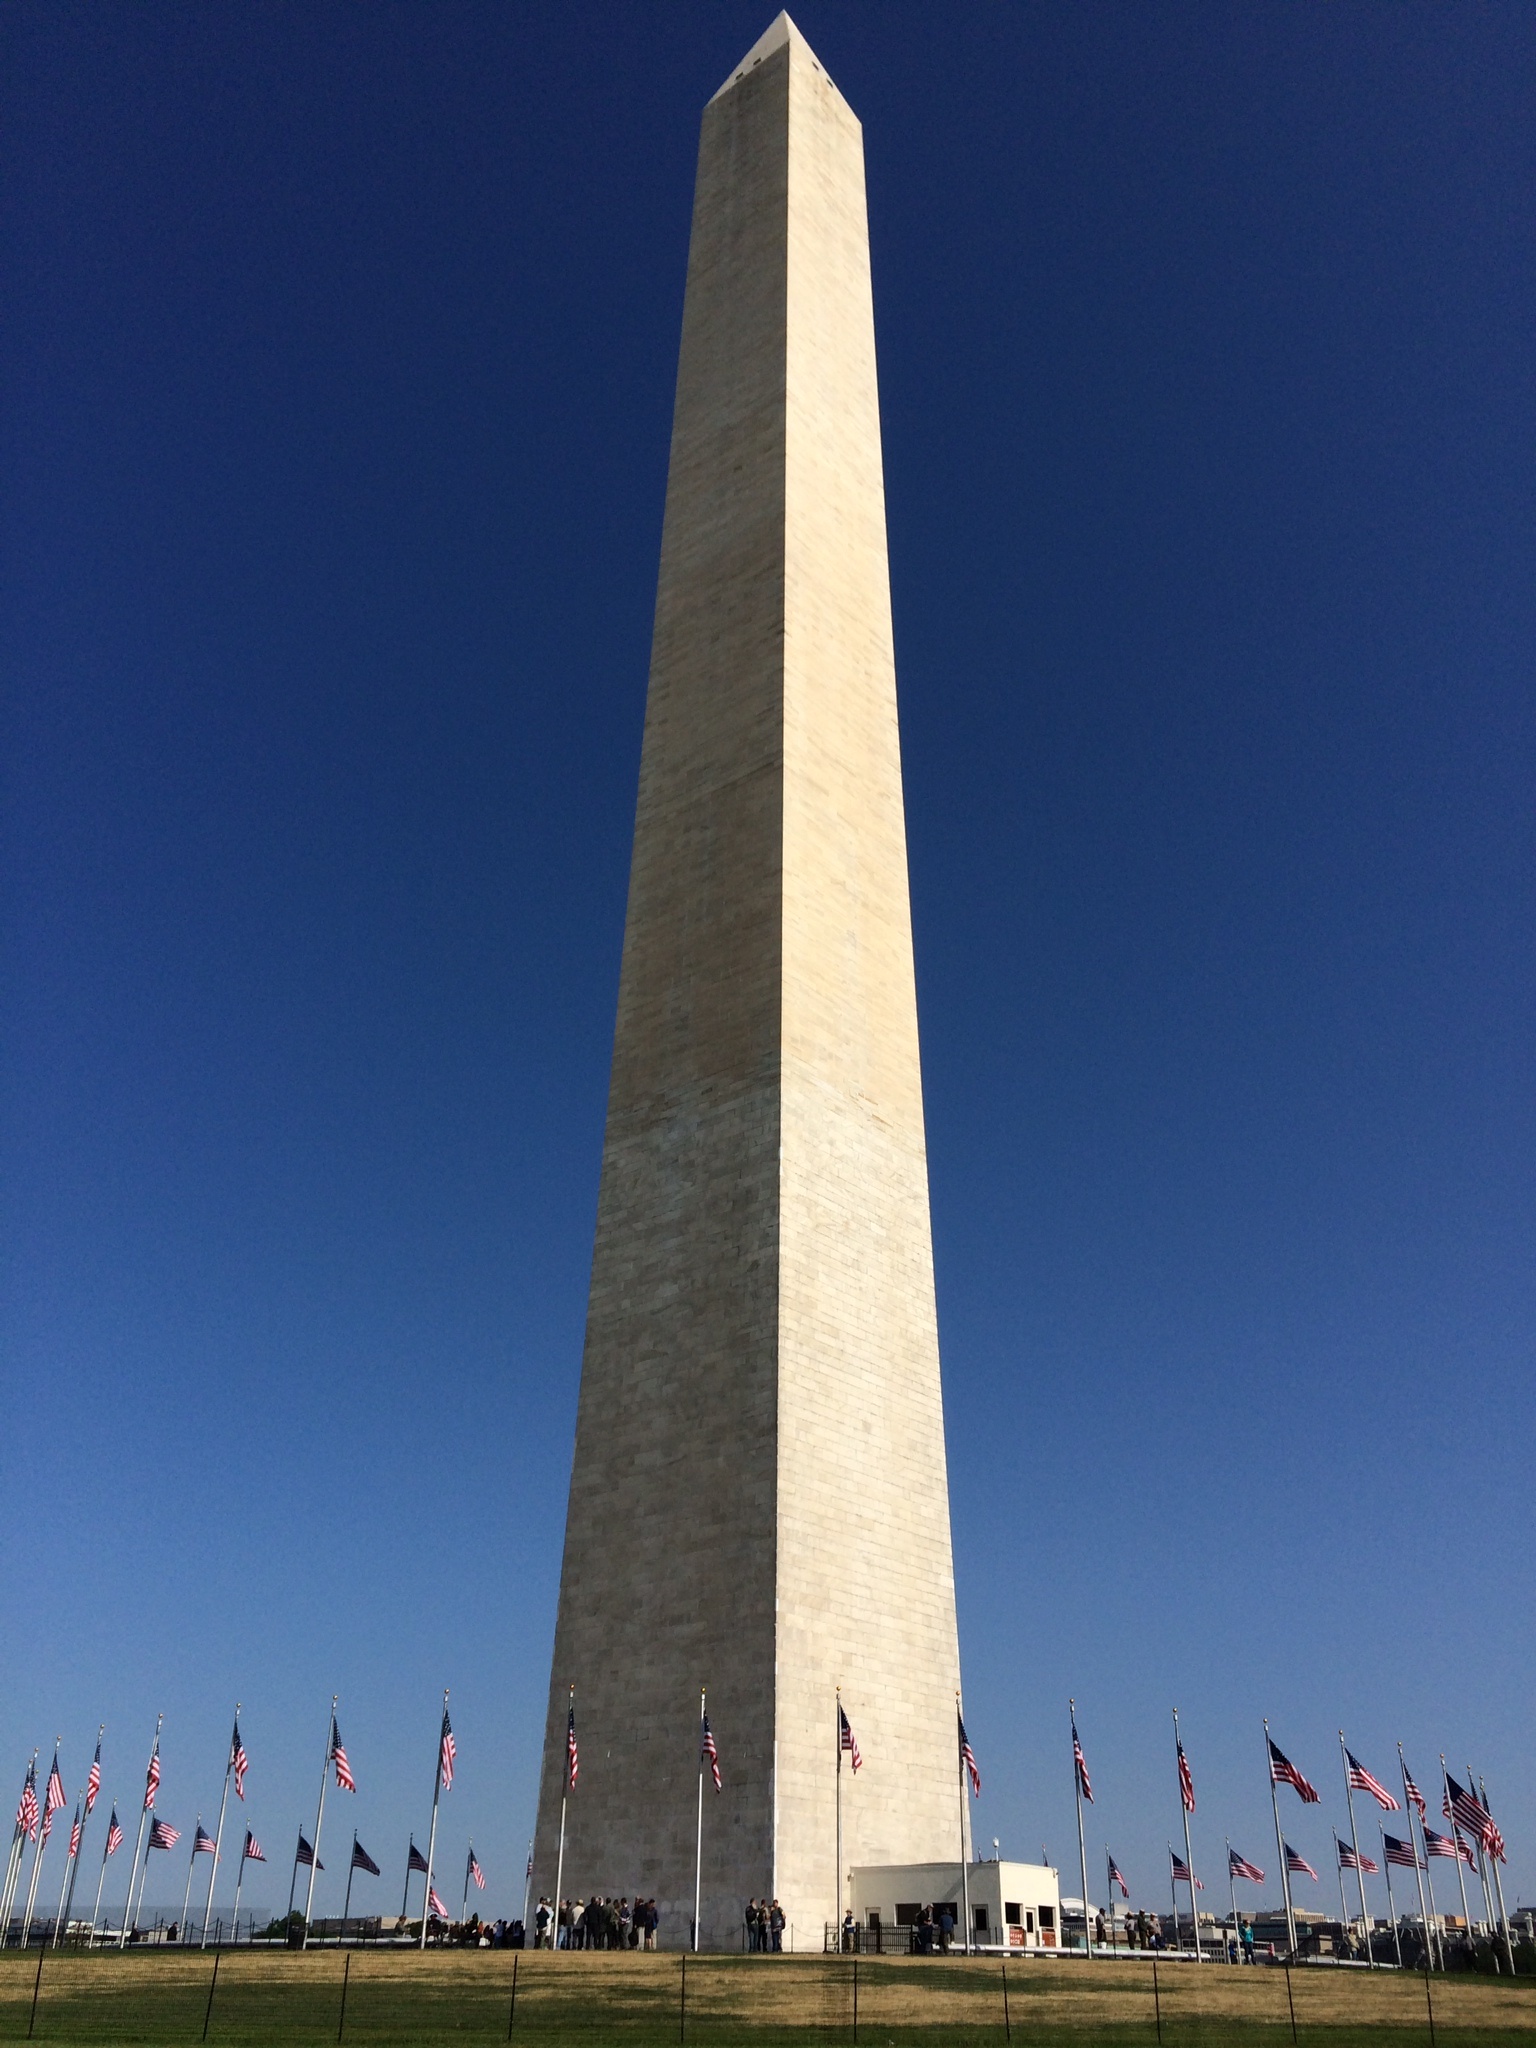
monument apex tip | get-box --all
[710,12,830,104]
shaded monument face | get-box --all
[532,13,963,1948]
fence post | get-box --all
[852,1954,858,2042]
[336,1950,351,2043]
[26,1940,45,2039]
[1002,1957,1011,2040]
[679,1951,686,2043]
[506,1951,519,2039]
[1423,1959,1436,2048]
[1152,1956,1163,2045]
[202,1951,221,2043]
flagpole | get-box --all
[835,1688,844,1949]
[119,1716,161,1949]
[1397,1748,1435,1970]
[1380,1828,1403,1968]
[1339,1733,1375,1966]
[180,1821,201,1937]
[420,1688,448,1952]
[201,1705,238,1949]
[692,1688,705,1954]
[88,1819,113,1945]
[959,1693,973,1957]
[232,1837,250,1944]
[521,1837,532,1936]
[51,1798,80,1948]
[1479,1776,1515,1974]
[1167,1847,1180,1954]
[1439,1759,1473,1942]
[1262,1722,1297,1958]
[1069,1701,1089,1959]
[463,1840,473,1923]
[287,1833,302,1924]
[302,1696,336,1949]
[1173,1710,1201,1962]
[61,1772,92,1940]
[0,1762,32,1940]
[1465,1764,1493,1933]
[1225,1841,1238,1965]
[21,1739,61,1945]
[553,1684,573,1950]
[402,1839,415,1923]
[344,1832,358,1930]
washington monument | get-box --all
[532,15,965,1947]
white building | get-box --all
[850,1861,1062,1950]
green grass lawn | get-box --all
[2,1947,1533,2047]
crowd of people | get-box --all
[744,1899,786,1950]
[532,1895,660,1949]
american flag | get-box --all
[295,1833,323,1870]
[1229,1848,1265,1884]
[1402,1764,1426,1819]
[469,1849,486,1891]
[1107,1854,1129,1899]
[566,1702,580,1790]
[243,1832,266,1863]
[700,1713,721,1793]
[1267,1737,1319,1803]
[1170,1850,1204,1892]
[1071,1717,1092,1804]
[1345,1750,1399,1811]
[1285,1843,1318,1880]
[41,1801,55,1845]
[1443,1777,1504,1863]
[440,1708,456,1793]
[428,1886,448,1919]
[408,1839,430,1875]
[331,1718,355,1794]
[105,1809,124,1857]
[148,1819,181,1851]
[86,1739,102,1815]
[351,1839,380,1876]
[68,1807,82,1859]
[1177,1741,1195,1815]
[1421,1826,1462,1861]
[231,1721,248,1802]
[16,1765,39,1841]
[144,1746,161,1812]
[194,1826,217,1856]
[1336,1838,1377,1874]
[959,1714,981,1797]
[1383,1834,1420,1870]
[45,1756,67,1825]
[838,1706,862,1774]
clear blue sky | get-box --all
[3,3,1532,1928]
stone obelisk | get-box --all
[532,14,963,1948]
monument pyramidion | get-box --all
[532,14,965,1949]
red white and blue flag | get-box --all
[86,1738,102,1815]
[1337,1838,1377,1874]
[1402,1764,1426,1819]
[243,1832,265,1863]
[428,1886,448,1919]
[838,1706,861,1774]
[351,1839,380,1876]
[1444,1777,1504,1863]
[1171,1850,1204,1891]
[148,1819,180,1851]
[295,1833,323,1870]
[1346,1751,1399,1811]
[1422,1826,1470,1865]
[68,1806,83,1859]
[1178,1741,1195,1815]
[566,1703,580,1790]
[1071,1717,1092,1803]
[1229,1848,1265,1884]
[468,1849,485,1891]
[44,1757,67,1827]
[194,1826,217,1856]
[439,1707,456,1793]
[700,1714,721,1793]
[1284,1843,1318,1880]
[408,1839,430,1875]
[1107,1854,1129,1899]
[1268,1738,1319,1803]
[331,1718,355,1794]
[16,1764,39,1842]
[105,1809,124,1857]
[1383,1834,1420,1870]
[231,1721,248,1802]
[960,1714,981,1797]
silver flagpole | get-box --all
[201,1706,238,1947]
[21,1739,61,1946]
[959,1694,973,1956]
[344,1832,358,1930]
[419,1688,448,1952]
[553,1686,572,1949]
[1168,1847,1179,1952]
[1398,1748,1435,1968]
[119,1716,161,1949]
[1263,1721,1296,1958]
[402,1838,415,1923]
[1339,1733,1375,1966]
[835,1689,844,1947]
[180,1823,200,1937]
[232,1836,249,1944]
[1479,1776,1515,1974]
[1333,1831,1350,1936]
[302,1697,336,1948]
[1069,1701,1089,1959]
[52,1799,80,1947]
[1466,1765,1493,1932]
[692,1688,705,1953]
[520,1837,532,1936]
[1381,1828,1402,1968]
[462,1840,473,1923]
[1225,1841,1238,1965]
[62,1734,100,1942]
[88,1818,113,1944]
[2,1755,40,1939]
[1439,1759,1473,1942]
[1173,1710,1202,1961]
